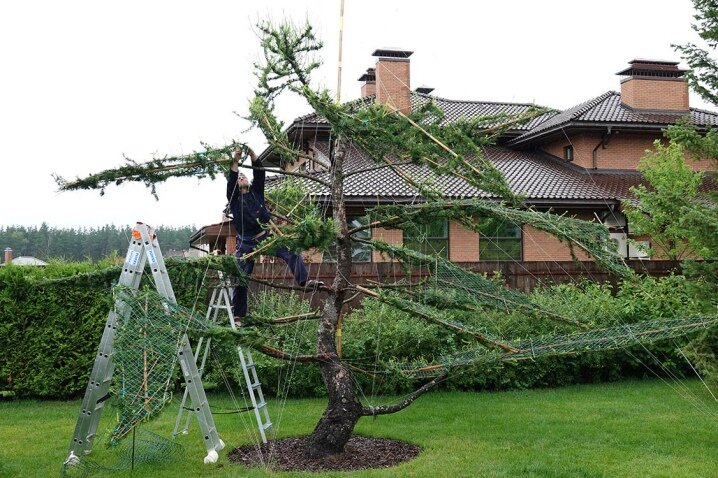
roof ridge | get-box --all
[568,91,617,120]
[689,105,718,115]
[413,91,549,109]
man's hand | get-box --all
[231,147,257,172]
[231,150,242,172]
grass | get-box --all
[0,379,716,477]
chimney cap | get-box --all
[358,67,376,82]
[415,85,435,94]
[372,48,413,59]
[617,59,687,77]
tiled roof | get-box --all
[510,91,718,145]
[271,142,643,205]
[410,93,554,131]
[289,92,555,133]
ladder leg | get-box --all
[219,281,273,444]
[177,334,224,463]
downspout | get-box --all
[592,126,612,169]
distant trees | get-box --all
[0,224,196,262]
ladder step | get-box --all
[262,422,273,430]
[255,401,266,410]
[250,382,262,390]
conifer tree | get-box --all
[56,20,674,459]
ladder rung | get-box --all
[262,422,273,430]
[255,401,266,409]
[244,361,255,369]
[250,382,262,390]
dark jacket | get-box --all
[227,167,270,238]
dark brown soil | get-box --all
[227,435,421,472]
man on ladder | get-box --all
[227,148,322,320]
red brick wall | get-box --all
[226,235,236,255]
[375,58,411,114]
[361,82,376,97]
[449,220,479,262]
[372,226,403,262]
[541,132,715,172]
[523,225,592,262]
[542,132,604,169]
[620,78,689,111]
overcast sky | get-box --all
[0,0,710,229]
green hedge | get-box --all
[1,261,715,399]
[0,258,223,399]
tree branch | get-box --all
[247,165,331,188]
[353,285,520,353]
[249,275,330,292]
[344,160,415,178]
[347,217,400,236]
[267,312,323,325]
[255,344,334,363]
[361,372,448,416]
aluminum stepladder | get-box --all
[173,271,273,443]
[64,222,224,466]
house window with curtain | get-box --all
[323,215,372,263]
[403,219,449,259]
[478,218,522,261]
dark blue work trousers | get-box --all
[233,235,309,317]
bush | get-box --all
[2,260,714,400]
[0,258,219,399]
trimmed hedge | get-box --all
[1,261,715,399]
[0,258,219,399]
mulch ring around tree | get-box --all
[228,435,421,472]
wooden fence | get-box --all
[239,259,683,309]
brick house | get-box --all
[191,50,717,280]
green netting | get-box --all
[61,430,183,478]
[63,286,264,476]
[362,242,718,378]
[109,286,206,443]
[370,242,586,329]
[402,315,718,378]
[370,198,633,278]
[107,285,263,444]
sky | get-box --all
[0,0,711,229]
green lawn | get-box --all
[1,379,716,477]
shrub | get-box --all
[0,258,217,399]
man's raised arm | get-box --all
[226,150,241,201]
[249,149,264,196]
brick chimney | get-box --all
[358,68,376,96]
[373,48,413,114]
[617,60,689,111]
[4,248,12,265]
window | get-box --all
[323,216,372,263]
[478,218,522,261]
[403,219,449,259]
[564,145,574,161]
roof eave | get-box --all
[508,121,678,147]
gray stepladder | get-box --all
[173,271,273,443]
[64,222,225,467]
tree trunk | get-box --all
[304,137,363,459]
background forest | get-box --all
[0,224,196,262]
